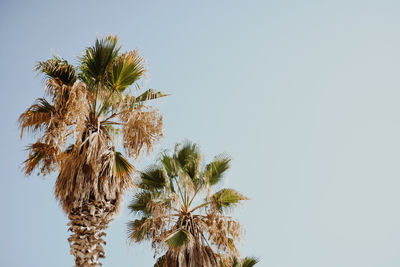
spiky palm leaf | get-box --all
[241,256,259,267]
[18,98,54,138]
[128,141,248,267]
[211,188,249,213]
[108,51,146,93]
[35,56,77,86]
[79,36,120,89]
[20,36,166,267]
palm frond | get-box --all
[121,107,163,158]
[211,189,248,213]
[35,56,77,86]
[204,154,231,186]
[18,98,54,138]
[161,153,178,178]
[80,35,120,89]
[23,142,58,176]
[232,257,240,267]
[165,228,192,249]
[241,256,259,267]
[108,51,146,93]
[173,141,200,170]
[174,141,202,188]
[113,151,134,179]
[127,217,153,243]
[128,191,153,215]
[139,165,168,190]
[135,89,169,103]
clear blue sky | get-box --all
[1,0,400,266]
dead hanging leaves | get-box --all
[120,106,163,159]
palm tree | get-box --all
[128,141,248,267]
[19,36,166,267]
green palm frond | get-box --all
[80,35,120,89]
[241,256,259,267]
[160,153,178,178]
[173,141,202,188]
[108,51,146,93]
[160,154,178,193]
[173,141,200,169]
[113,151,134,179]
[135,89,169,103]
[165,228,192,249]
[204,154,231,186]
[18,98,54,138]
[211,189,248,213]
[35,56,77,86]
[128,191,152,215]
[127,217,153,243]
[139,166,168,190]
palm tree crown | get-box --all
[19,36,166,266]
[128,141,248,267]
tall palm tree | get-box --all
[19,36,166,267]
[128,141,248,267]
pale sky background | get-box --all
[1,0,400,266]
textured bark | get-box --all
[67,200,116,267]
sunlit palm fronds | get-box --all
[128,141,248,267]
[79,35,120,90]
[108,50,146,93]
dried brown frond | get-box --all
[63,82,90,134]
[55,130,133,213]
[121,107,163,158]
[204,212,242,257]
[23,142,59,176]
[18,98,54,138]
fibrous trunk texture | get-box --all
[67,200,115,267]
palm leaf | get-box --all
[241,257,259,267]
[80,35,120,89]
[23,142,58,176]
[165,228,192,249]
[211,189,248,213]
[139,165,168,190]
[127,217,153,243]
[18,98,54,138]
[204,154,231,186]
[135,89,169,103]
[35,56,76,86]
[128,191,153,215]
[108,51,146,93]
[113,151,134,179]
[173,141,202,188]
[232,257,240,267]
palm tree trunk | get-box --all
[67,200,115,267]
